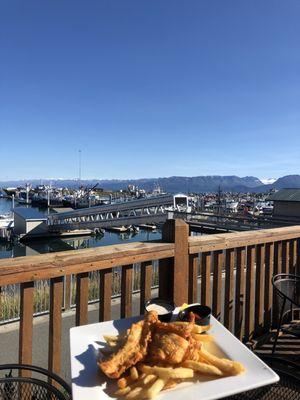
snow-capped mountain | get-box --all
[260,178,276,185]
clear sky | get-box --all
[0,1,299,181]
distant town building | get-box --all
[268,188,300,218]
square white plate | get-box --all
[70,314,279,400]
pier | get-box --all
[47,194,175,232]
[173,210,299,233]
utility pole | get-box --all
[218,185,222,215]
[26,183,29,204]
[78,149,82,182]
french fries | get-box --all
[146,378,166,399]
[130,367,139,381]
[182,360,223,376]
[199,348,245,376]
[191,333,214,342]
[117,376,133,389]
[125,387,144,399]
[163,379,178,390]
[103,333,127,348]
[113,350,244,399]
[114,386,131,396]
[107,311,245,400]
[142,374,157,385]
[140,365,194,380]
[103,334,119,343]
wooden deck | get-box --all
[255,321,300,378]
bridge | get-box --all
[48,194,176,231]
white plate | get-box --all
[70,313,279,400]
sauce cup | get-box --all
[145,298,175,322]
[178,304,211,326]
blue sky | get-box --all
[0,1,299,181]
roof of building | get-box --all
[14,207,47,220]
[52,207,74,213]
[268,188,300,202]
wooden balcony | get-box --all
[0,219,300,378]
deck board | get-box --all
[255,322,300,378]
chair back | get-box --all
[272,274,300,307]
[0,364,71,400]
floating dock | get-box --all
[106,226,130,233]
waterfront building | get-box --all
[268,188,300,219]
[14,207,48,236]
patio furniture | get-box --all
[226,356,300,399]
[0,364,71,400]
[272,274,300,355]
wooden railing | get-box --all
[0,219,300,377]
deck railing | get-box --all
[0,219,300,377]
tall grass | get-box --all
[0,262,159,324]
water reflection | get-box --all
[0,229,162,259]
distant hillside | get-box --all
[2,174,300,193]
[272,175,300,188]
[252,175,300,193]
[0,175,263,193]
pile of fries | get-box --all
[101,321,245,399]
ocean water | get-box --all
[0,198,162,259]
[0,197,14,215]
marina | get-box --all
[0,198,162,259]
[0,187,294,259]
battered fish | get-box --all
[98,311,158,378]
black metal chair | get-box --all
[226,356,300,400]
[271,273,300,355]
[0,364,72,400]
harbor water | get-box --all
[0,198,162,259]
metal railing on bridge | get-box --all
[48,194,174,231]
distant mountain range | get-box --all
[1,175,300,194]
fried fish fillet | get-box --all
[99,311,158,378]
[147,313,201,364]
[148,332,190,364]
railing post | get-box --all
[272,242,282,328]
[159,219,189,306]
[19,281,34,375]
[264,243,274,331]
[121,264,133,318]
[76,272,89,326]
[212,250,223,320]
[0,287,2,322]
[188,254,198,304]
[140,262,152,314]
[48,276,63,377]
[224,249,235,331]
[296,239,300,276]
[64,275,71,310]
[201,252,212,307]
[99,268,112,322]
[234,247,246,340]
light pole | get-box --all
[78,149,82,182]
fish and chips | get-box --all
[98,310,245,399]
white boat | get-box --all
[0,213,14,228]
[106,226,129,233]
[138,224,157,230]
[0,213,13,241]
